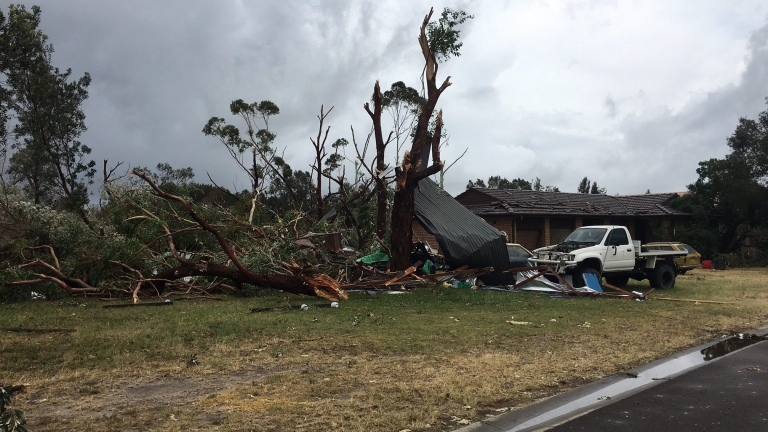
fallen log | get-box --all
[0,327,76,334]
[103,301,174,309]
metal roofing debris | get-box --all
[414,179,512,284]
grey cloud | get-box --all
[611,20,768,193]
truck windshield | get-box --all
[563,228,607,245]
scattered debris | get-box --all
[186,354,198,367]
[507,320,531,325]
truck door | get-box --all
[603,228,634,271]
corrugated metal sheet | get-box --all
[414,179,512,284]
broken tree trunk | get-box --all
[388,8,450,271]
[364,81,393,241]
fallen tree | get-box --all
[0,169,347,301]
[118,171,347,301]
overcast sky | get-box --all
[15,0,768,196]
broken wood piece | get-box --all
[602,282,642,299]
[103,301,174,309]
[551,271,575,292]
[652,297,730,304]
[513,270,549,289]
[383,266,417,286]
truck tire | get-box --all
[650,263,675,289]
[573,267,601,288]
[605,275,629,288]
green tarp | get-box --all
[356,251,389,265]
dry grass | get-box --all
[2,268,767,431]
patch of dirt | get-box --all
[23,367,302,430]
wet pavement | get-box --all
[459,332,768,432]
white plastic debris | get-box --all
[300,304,309,311]
[330,302,339,308]
[30,291,46,300]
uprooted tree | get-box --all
[388,8,472,271]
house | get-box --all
[453,188,691,252]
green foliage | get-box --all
[382,81,424,111]
[202,99,280,194]
[1,4,95,211]
[577,177,606,194]
[426,8,474,63]
[577,177,590,193]
[673,99,768,263]
[466,176,559,191]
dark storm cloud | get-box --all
[18,0,430,192]
[7,1,768,198]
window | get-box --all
[606,228,629,246]
[507,245,531,258]
[564,228,607,244]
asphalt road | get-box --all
[548,340,768,431]
[459,335,768,432]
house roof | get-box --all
[455,188,691,218]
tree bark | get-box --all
[148,261,344,300]
[365,81,390,241]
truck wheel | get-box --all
[605,275,629,288]
[573,267,600,288]
[650,263,675,289]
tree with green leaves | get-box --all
[1,5,96,225]
[590,181,606,195]
[466,178,486,188]
[577,177,590,193]
[203,99,303,223]
[673,100,768,262]
[466,175,559,191]
[382,81,425,165]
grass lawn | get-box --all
[2,268,767,431]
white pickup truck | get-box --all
[529,225,687,289]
